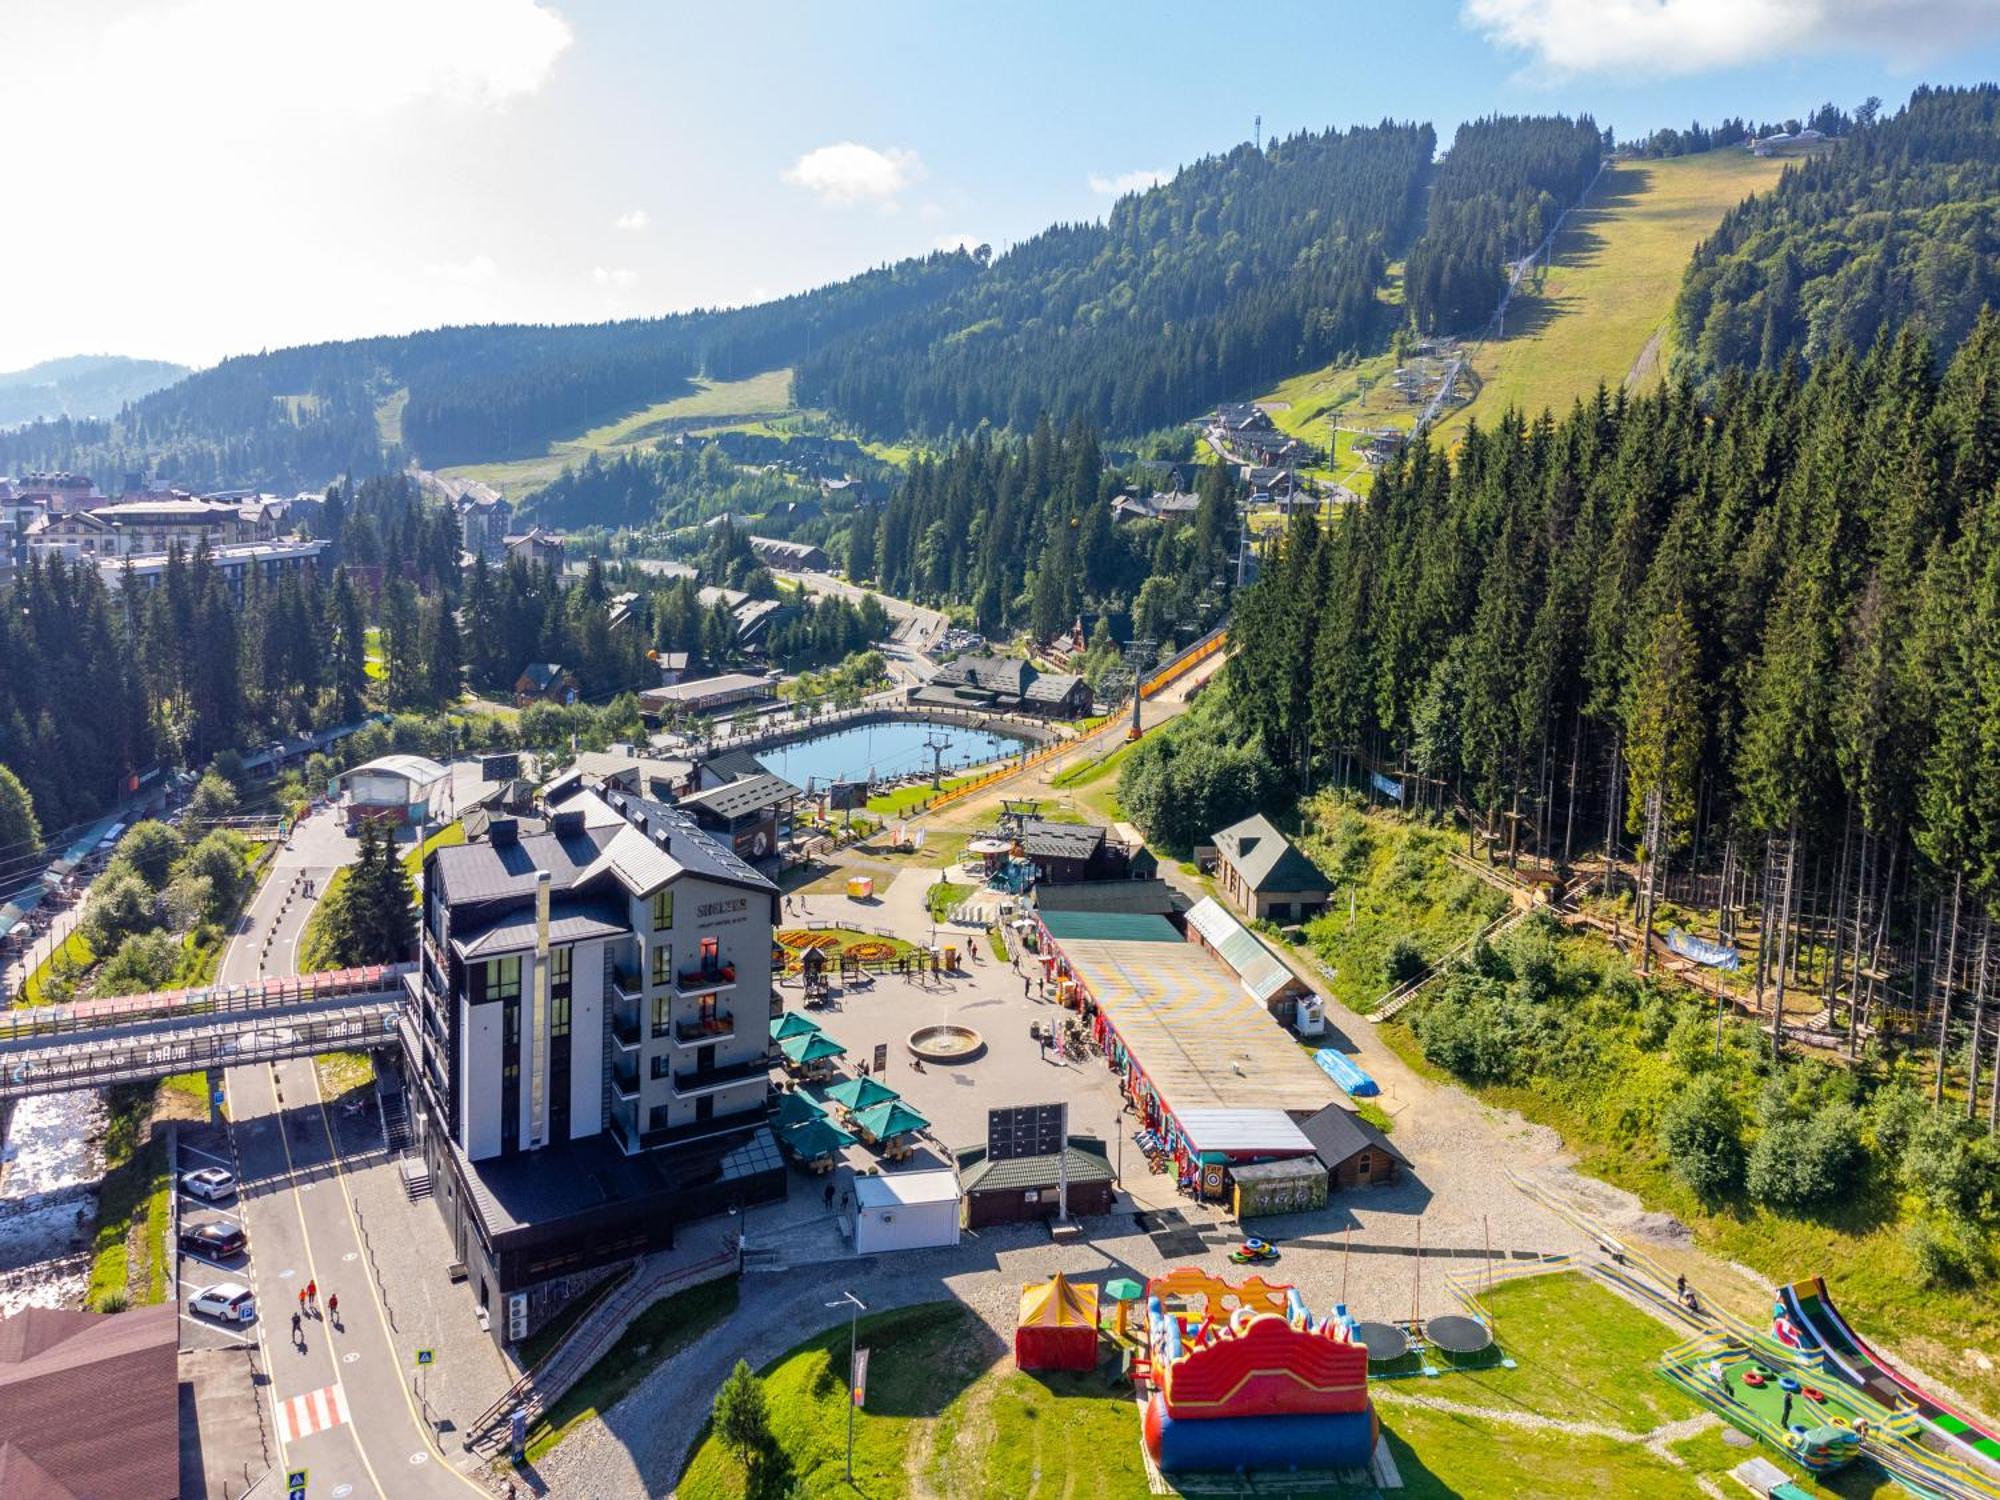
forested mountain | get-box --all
[0,355,189,428]
[1676,84,2000,377]
[1404,114,1605,334]
[0,255,976,488]
[853,418,1237,640]
[798,124,1435,437]
[1226,314,2000,1058]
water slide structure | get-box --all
[1777,1276,2000,1475]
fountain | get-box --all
[907,1024,986,1063]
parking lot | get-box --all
[175,1118,258,1353]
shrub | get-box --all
[83,872,163,950]
[1747,1103,1864,1211]
[109,821,183,889]
[1411,973,1544,1084]
[1660,1076,1745,1201]
[181,830,249,916]
[1901,1110,2000,1221]
[1905,1215,1986,1289]
[1866,1081,1928,1159]
[94,1291,129,1314]
[1383,935,1428,986]
[96,931,181,996]
[184,771,240,829]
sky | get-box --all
[6,0,2000,373]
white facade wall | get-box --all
[460,993,504,1160]
[568,939,606,1141]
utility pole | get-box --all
[825,1291,868,1480]
[1255,113,1262,152]
[1122,637,1156,742]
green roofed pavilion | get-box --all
[780,1031,846,1065]
[781,1117,854,1158]
[824,1076,899,1112]
[851,1099,929,1140]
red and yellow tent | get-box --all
[1014,1272,1101,1371]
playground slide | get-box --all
[1780,1277,2000,1473]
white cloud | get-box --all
[1088,168,1167,197]
[424,255,502,285]
[1462,0,2000,74]
[782,142,923,205]
[592,266,639,289]
[614,208,650,231]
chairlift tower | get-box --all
[922,728,953,788]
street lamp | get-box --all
[825,1290,867,1479]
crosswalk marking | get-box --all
[276,1382,350,1444]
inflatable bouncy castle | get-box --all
[1138,1267,1377,1475]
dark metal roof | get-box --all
[1018,819,1105,860]
[1023,672,1085,703]
[1031,879,1182,916]
[959,1141,1114,1195]
[1212,813,1330,893]
[431,824,614,905]
[679,773,800,820]
[1037,910,1180,943]
[451,898,630,959]
[0,1303,178,1500]
[1296,1103,1407,1171]
[602,791,776,892]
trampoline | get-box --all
[1356,1321,1412,1363]
[1425,1314,1495,1357]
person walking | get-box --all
[298,1287,308,1317]
[823,1181,834,1211]
[305,1279,317,1315]
[327,1292,339,1328]
[291,1310,303,1344]
[1782,1391,1794,1428]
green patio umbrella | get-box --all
[781,1117,854,1159]
[771,1012,822,1042]
[774,1090,826,1128]
[824,1075,899,1112]
[850,1098,929,1141]
[1104,1277,1147,1336]
[780,1030,846,1066]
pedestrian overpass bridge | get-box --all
[0,965,413,1101]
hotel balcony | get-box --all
[673,1011,736,1047]
[674,962,737,998]
[611,1058,639,1101]
[610,994,642,1050]
[670,1056,768,1098]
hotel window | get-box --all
[652,993,673,1038]
[485,956,521,1002]
[651,888,674,930]
[549,946,572,995]
[550,994,572,1039]
[651,941,673,986]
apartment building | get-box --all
[404,784,784,1345]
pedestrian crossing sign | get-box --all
[415,1347,435,1367]
[286,1468,307,1500]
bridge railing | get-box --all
[0,963,416,1043]
[1,1002,401,1100]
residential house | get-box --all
[748,536,830,572]
[1205,813,1331,924]
[515,662,578,707]
[504,527,565,571]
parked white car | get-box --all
[180,1167,237,1201]
[189,1281,256,1322]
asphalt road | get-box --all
[212,807,491,1500]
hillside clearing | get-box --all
[1430,149,1786,444]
